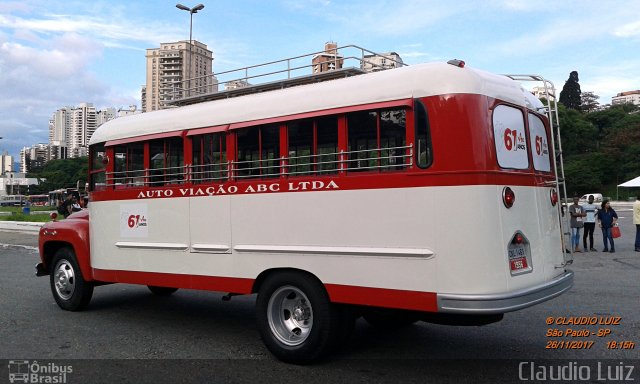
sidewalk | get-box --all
[0,221,43,233]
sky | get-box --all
[1,0,639,161]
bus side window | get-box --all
[380,109,406,170]
[316,116,338,174]
[347,110,377,171]
[288,119,313,176]
[114,143,144,187]
[149,137,184,186]
[89,144,106,191]
[415,100,432,169]
[236,124,280,179]
[192,133,227,183]
[347,108,408,172]
[236,127,260,179]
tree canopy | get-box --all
[28,157,88,194]
[580,91,600,113]
[560,102,640,197]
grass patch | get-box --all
[0,206,53,213]
[0,213,53,222]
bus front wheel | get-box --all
[256,272,349,364]
[50,247,93,311]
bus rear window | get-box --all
[528,113,551,172]
[493,105,528,170]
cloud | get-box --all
[614,20,640,38]
[0,33,136,158]
[0,11,180,50]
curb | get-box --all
[0,221,44,233]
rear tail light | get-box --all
[550,189,558,206]
[514,233,524,244]
[502,187,515,208]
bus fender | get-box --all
[38,210,94,282]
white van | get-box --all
[579,193,603,205]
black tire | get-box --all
[50,247,93,311]
[362,307,420,330]
[256,272,351,364]
[147,286,179,296]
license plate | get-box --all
[508,245,528,272]
[510,257,528,271]
[508,245,526,259]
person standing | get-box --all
[634,196,640,252]
[569,196,585,252]
[597,200,618,253]
[582,195,598,251]
[59,194,73,218]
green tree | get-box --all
[557,104,597,156]
[559,71,582,110]
[580,91,600,113]
[29,157,88,194]
[563,152,612,196]
[601,114,640,182]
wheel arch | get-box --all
[41,239,94,281]
[252,268,325,296]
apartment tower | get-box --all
[144,40,214,112]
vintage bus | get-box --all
[27,194,49,206]
[37,59,573,363]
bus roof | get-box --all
[90,62,542,145]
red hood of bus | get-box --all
[67,209,89,220]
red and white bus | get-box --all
[37,59,573,363]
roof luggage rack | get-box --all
[166,44,406,106]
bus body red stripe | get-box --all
[91,268,438,312]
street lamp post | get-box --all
[176,3,205,97]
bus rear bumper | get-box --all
[437,270,574,314]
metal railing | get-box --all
[104,144,413,187]
[170,44,406,103]
[106,165,188,187]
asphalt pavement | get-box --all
[0,204,638,383]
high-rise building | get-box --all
[49,107,71,144]
[97,107,117,126]
[49,103,116,159]
[312,42,344,74]
[141,86,147,113]
[19,144,48,173]
[68,103,97,158]
[361,52,404,72]
[0,152,12,175]
[144,40,214,112]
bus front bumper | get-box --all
[437,270,574,314]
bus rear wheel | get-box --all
[256,272,350,364]
[147,286,179,296]
[50,247,93,311]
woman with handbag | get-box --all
[597,200,618,253]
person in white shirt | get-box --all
[582,195,598,252]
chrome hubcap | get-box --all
[54,259,75,300]
[267,286,313,346]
